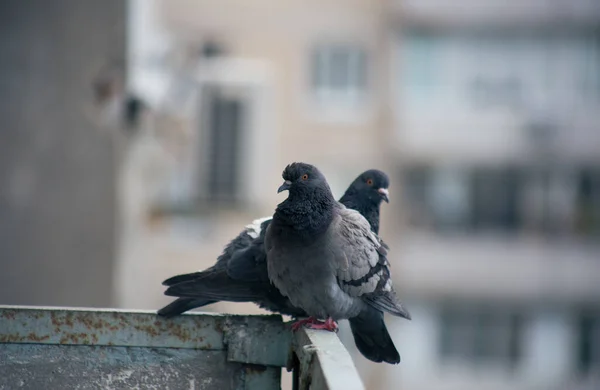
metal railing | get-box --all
[0,305,364,390]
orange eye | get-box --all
[366,178,373,186]
[301,174,309,181]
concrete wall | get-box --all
[0,0,126,307]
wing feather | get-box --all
[332,207,410,319]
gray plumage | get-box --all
[266,162,410,363]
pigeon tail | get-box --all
[364,291,411,320]
[164,270,267,302]
[162,270,212,286]
[349,306,401,364]
[157,297,215,317]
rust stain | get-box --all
[64,313,74,327]
[77,315,122,332]
[0,334,23,343]
[50,312,62,327]
[2,309,221,349]
[80,315,98,330]
[1,310,16,320]
[134,324,160,337]
[0,333,50,343]
[113,313,128,327]
[27,333,50,342]
[214,320,225,333]
[58,332,91,345]
[167,323,197,343]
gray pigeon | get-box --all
[158,169,390,319]
[266,162,411,364]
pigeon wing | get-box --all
[332,207,411,320]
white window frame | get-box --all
[311,44,367,108]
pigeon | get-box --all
[265,162,410,364]
[158,169,391,318]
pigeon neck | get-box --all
[339,193,381,235]
[275,190,336,237]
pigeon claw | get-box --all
[291,317,319,331]
[290,317,338,332]
[306,317,338,332]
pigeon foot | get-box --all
[291,316,320,331]
[291,317,338,332]
[305,317,338,332]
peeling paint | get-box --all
[0,306,234,350]
[0,306,363,390]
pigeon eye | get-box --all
[366,178,373,186]
[301,174,309,181]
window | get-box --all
[439,304,524,368]
[469,75,523,109]
[311,44,367,105]
[402,166,434,228]
[401,33,438,103]
[574,168,600,236]
[579,33,600,102]
[469,168,521,231]
[400,32,600,110]
[200,86,245,205]
[402,166,521,232]
[577,311,600,375]
[403,165,600,236]
[429,168,471,230]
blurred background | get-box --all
[1,0,599,389]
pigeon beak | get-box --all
[378,188,390,203]
[277,180,292,193]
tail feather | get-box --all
[162,270,212,286]
[349,307,400,364]
[164,270,267,302]
[364,291,411,320]
[157,297,216,317]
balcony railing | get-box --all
[0,305,364,390]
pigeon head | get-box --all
[348,169,390,204]
[274,162,337,234]
[277,162,333,200]
[339,169,390,234]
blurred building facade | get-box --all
[386,1,600,390]
[118,1,600,390]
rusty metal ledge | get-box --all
[0,305,290,367]
[0,306,366,390]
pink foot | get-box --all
[291,316,319,331]
[305,317,338,332]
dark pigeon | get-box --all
[158,169,391,319]
[265,162,410,364]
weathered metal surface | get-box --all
[241,365,282,390]
[0,305,225,349]
[291,328,365,390]
[0,344,244,390]
[225,315,292,367]
[0,305,288,390]
[0,305,367,390]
